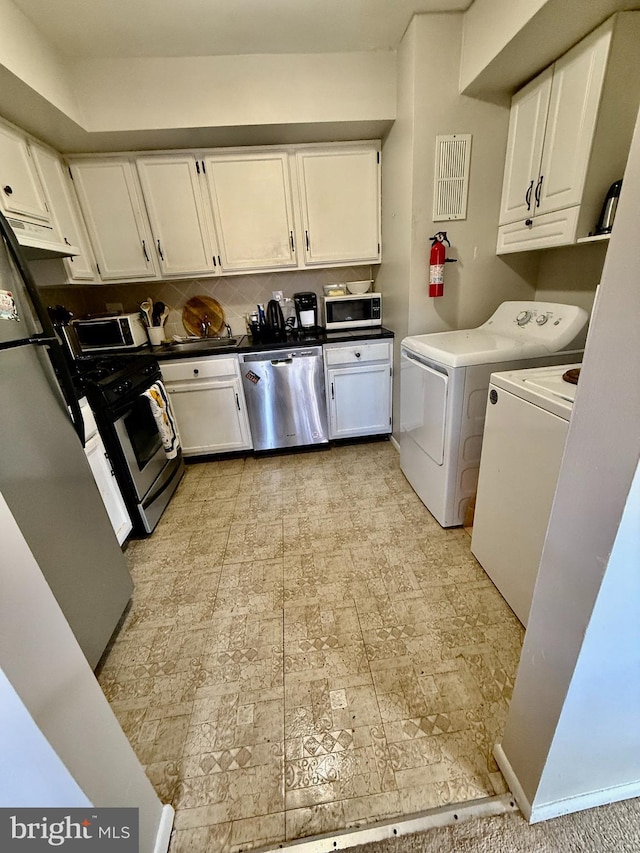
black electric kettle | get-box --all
[265,299,286,341]
[595,179,622,234]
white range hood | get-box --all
[6,216,80,260]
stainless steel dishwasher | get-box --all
[239,346,328,450]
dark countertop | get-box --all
[150,326,395,360]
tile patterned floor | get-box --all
[97,440,524,852]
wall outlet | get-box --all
[272,290,284,302]
[106,302,123,313]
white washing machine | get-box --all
[470,363,581,627]
[400,301,588,528]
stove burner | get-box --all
[75,353,160,410]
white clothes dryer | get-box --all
[470,363,580,626]
[400,301,588,528]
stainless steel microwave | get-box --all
[322,293,382,330]
[71,313,148,353]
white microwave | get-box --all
[322,293,382,330]
[71,313,148,353]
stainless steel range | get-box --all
[77,354,185,534]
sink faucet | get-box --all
[225,323,232,338]
[200,314,211,338]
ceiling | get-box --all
[11,0,472,59]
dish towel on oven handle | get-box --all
[142,380,181,459]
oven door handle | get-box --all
[145,453,183,504]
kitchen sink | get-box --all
[168,337,239,352]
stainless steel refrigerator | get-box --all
[0,211,133,669]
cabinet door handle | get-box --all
[141,240,150,261]
[525,218,533,227]
[3,185,13,195]
[355,352,361,359]
[157,239,164,261]
[212,255,217,267]
[535,175,543,207]
[331,381,334,400]
[305,230,310,251]
[196,160,200,174]
[525,180,534,211]
[235,392,240,410]
[290,231,295,252]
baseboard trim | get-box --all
[153,804,175,853]
[529,779,640,823]
[494,743,533,821]
[390,434,400,452]
[260,795,517,853]
[494,742,640,824]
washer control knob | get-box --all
[536,313,549,326]
[516,310,532,326]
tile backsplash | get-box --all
[36,265,377,339]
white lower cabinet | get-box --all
[80,399,132,545]
[162,356,252,455]
[324,340,392,439]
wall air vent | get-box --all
[433,134,472,221]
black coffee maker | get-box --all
[293,292,318,331]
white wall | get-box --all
[0,493,169,853]
[534,241,607,314]
[407,14,537,336]
[460,0,547,93]
[497,109,640,821]
[0,0,82,123]
[460,0,633,101]
[0,669,91,807]
[377,13,538,437]
[535,458,640,805]
[70,53,396,133]
[376,20,417,429]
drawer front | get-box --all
[324,341,391,366]
[496,206,579,254]
[161,356,239,382]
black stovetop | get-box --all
[74,353,160,409]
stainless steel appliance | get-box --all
[78,354,185,534]
[595,179,622,234]
[322,292,382,330]
[71,312,148,353]
[293,292,318,330]
[240,346,328,450]
[0,210,133,669]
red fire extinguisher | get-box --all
[429,232,455,297]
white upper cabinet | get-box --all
[535,30,609,217]
[136,154,218,276]
[498,67,552,226]
[295,143,381,266]
[30,144,97,282]
[0,123,50,222]
[203,151,297,272]
[62,141,382,281]
[69,158,158,280]
[498,12,640,253]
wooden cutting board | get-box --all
[182,296,225,337]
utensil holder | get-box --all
[147,326,165,346]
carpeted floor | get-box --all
[352,797,640,853]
